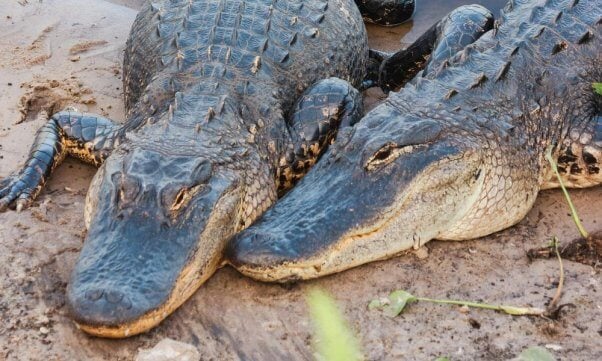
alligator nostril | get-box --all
[105,290,124,304]
[85,289,104,301]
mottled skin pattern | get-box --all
[228,0,602,282]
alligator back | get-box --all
[379,0,601,239]
[389,0,600,116]
[122,0,367,119]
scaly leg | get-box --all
[0,111,120,211]
[379,4,494,91]
[544,115,602,189]
[277,78,362,194]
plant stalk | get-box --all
[545,146,589,238]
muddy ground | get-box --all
[0,0,600,360]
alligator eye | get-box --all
[168,184,207,213]
[365,143,416,171]
[170,188,188,211]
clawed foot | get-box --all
[0,173,36,212]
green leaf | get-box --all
[307,288,363,361]
[434,357,450,361]
[367,299,384,310]
[383,290,418,317]
[593,83,602,95]
[519,346,556,361]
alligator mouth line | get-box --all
[233,205,404,282]
[234,155,484,282]
[75,250,224,338]
[233,174,425,282]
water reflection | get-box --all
[367,0,508,51]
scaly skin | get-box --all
[0,0,501,338]
[227,0,602,282]
[1,0,381,338]
[77,0,369,337]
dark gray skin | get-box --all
[0,0,425,338]
[227,0,602,282]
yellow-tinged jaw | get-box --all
[228,144,488,283]
[75,252,223,338]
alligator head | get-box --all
[226,103,534,281]
[67,108,274,337]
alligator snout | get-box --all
[69,287,135,326]
[228,231,299,268]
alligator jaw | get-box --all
[73,252,223,338]
[227,126,487,282]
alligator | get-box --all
[0,0,453,338]
[227,0,602,282]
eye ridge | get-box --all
[170,184,206,213]
[365,143,424,171]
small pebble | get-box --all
[36,315,50,326]
[414,246,429,260]
[136,338,199,361]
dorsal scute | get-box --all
[391,0,601,111]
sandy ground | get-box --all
[0,0,600,360]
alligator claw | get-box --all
[16,199,26,213]
[0,173,35,212]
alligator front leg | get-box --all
[277,78,362,194]
[0,111,119,211]
[544,115,602,189]
[379,4,494,91]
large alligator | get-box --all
[227,0,602,282]
[0,0,448,338]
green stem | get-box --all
[415,297,545,316]
[416,297,498,310]
[545,146,589,238]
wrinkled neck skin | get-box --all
[71,95,280,337]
